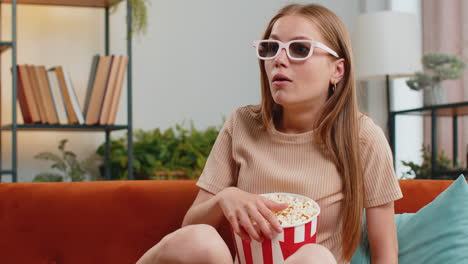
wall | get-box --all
[1,0,361,182]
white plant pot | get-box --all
[423,86,446,106]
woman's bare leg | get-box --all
[285,244,337,264]
[137,224,233,264]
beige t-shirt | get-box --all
[196,105,403,263]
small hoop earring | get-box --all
[332,83,336,93]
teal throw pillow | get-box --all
[351,175,468,264]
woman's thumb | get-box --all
[264,199,288,212]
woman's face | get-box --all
[264,15,340,109]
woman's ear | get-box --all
[331,58,345,84]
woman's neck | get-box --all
[276,102,323,134]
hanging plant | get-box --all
[110,0,150,37]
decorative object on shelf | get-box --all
[406,53,466,106]
[97,121,221,180]
[33,139,103,182]
[110,0,150,37]
[400,145,464,180]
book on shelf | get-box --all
[83,54,128,125]
[63,68,85,124]
[106,55,128,125]
[14,54,128,126]
[16,65,41,123]
[27,65,47,123]
[48,66,83,124]
[34,66,59,124]
[99,56,121,125]
[84,55,112,125]
[47,69,69,124]
[83,54,99,120]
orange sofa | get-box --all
[0,179,455,264]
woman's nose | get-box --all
[274,48,289,65]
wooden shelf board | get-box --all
[1,0,116,8]
[0,124,128,131]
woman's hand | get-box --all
[216,187,288,242]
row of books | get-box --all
[16,55,128,125]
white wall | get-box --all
[1,0,361,182]
[389,0,423,178]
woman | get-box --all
[138,3,402,264]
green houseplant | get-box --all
[96,121,221,180]
[400,145,464,180]
[406,53,465,106]
[33,139,103,182]
[110,0,150,37]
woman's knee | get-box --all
[138,224,232,264]
[163,224,232,263]
[285,244,337,264]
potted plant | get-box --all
[96,120,221,180]
[400,145,464,180]
[406,53,465,106]
[110,0,150,37]
[33,139,103,182]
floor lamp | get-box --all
[353,11,421,159]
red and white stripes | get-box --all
[233,217,318,264]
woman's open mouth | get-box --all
[272,73,292,86]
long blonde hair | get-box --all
[257,4,363,261]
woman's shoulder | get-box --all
[358,113,387,145]
[236,104,262,118]
[223,104,263,132]
[228,104,262,123]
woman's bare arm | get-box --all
[366,201,398,264]
[181,189,225,229]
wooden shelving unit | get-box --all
[0,0,134,182]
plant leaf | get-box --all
[33,173,63,182]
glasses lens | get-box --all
[258,41,279,59]
[289,42,312,59]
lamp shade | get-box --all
[353,11,422,80]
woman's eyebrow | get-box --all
[269,34,312,41]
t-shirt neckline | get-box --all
[266,118,315,143]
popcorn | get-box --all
[261,193,320,227]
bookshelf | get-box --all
[390,101,468,179]
[0,0,134,182]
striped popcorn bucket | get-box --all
[232,193,320,264]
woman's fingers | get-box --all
[238,210,262,242]
[257,202,283,233]
[228,212,250,241]
[247,205,274,239]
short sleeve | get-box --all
[360,116,403,208]
[196,111,238,194]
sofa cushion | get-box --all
[352,175,468,264]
